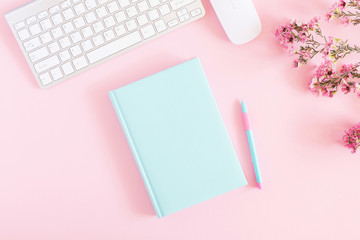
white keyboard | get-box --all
[5,0,205,89]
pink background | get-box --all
[1,0,360,239]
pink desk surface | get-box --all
[1,0,360,239]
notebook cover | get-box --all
[109,58,247,218]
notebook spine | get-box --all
[109,91,163,218]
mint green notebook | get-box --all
[109,58,247,218]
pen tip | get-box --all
[257,182,263,190]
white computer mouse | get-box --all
[210,0,261,45]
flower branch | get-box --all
[275,0,360,154]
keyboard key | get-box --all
[137,1,149,12]
[40,32,52,44]
[59,50,71,61]
[169,0,195,10]
[72,56,88,70]
[38,11,48,20]
[29,24,41,35]
[159,4,170,16]
[59,36,71,48]
[190,8,202,17]
[74,17,86,28]
[39,72,52,85]
[114,25,126,36]
[52,14,64,25]
[74,3,86,15]
[29,47,49,62]
[85,0,97,9]
[61,0,72,9]
[48,42,60,53]
[126,6,138,18]
[34,55,60,73]
[26,16,37,25]
[81,40,94,51]
[167,19,178,27]
[40,19,52,31]
[87,31,142,64]
[62,22,75,34]
[70,45,82,56]
[177,9,187,17]
[23,37,41,51]
[18,29,30,41]
[14,21,25,30]
[148,9,160,21]
[125,19,137,31]
[61,62,74,75]
[154,19,166,32]
[140,24,155,39]
[51,27,64,38]
[96,6,108,18]
[118,0,130,8]
[92,35,104,46]
[63,8,75,20]
[85,12,97,23]
[107,1,119,13]
[179,13,190,22]
[70,32,82,43]
[149,0,160,7]
[82,26,94,38]
[103,29,115,41]
[50,67,63,80]
[93,21,105,33]
[104,16,116,28]
[137,14,148,26]
[115,11,126,23]
[49,5,60,14]
[98,0,109,4]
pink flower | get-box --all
[342,16,350,26]
[275,21,297,52]
[322,36,334,59]
[309,60,337,97]
[339,63,359,77]
[308,16,321,29]
[326,12,332,22]
[340,63,354,73]
[343,122,360,154]
[293,59,299,68]
[340,82,352,94]
[300,50,311,59]
[338,0,347,10]
[326,3,338,22]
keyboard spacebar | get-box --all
[87,32,142,64]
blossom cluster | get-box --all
[309,61,360,97]
[326,0,360,25]
[343,122,360,153]
[275,17,321,67]
[275,17,360,98]
[275,0,360,153]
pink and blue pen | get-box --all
[241,101,263,190]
